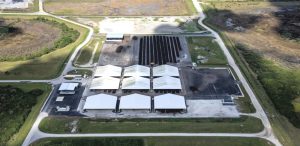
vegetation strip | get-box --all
[39,116,263,133]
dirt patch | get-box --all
[205,2,300,68]
[44,0,192,16]
[0,18,61,60]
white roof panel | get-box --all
[119,94,151,110]
[106,33,124,39]
[90,77,120,90]
[154,94,186,110]
[94,65,122,77]
[83,94,117,110]
[124,65,150,77]
[59,83,79,91]
[153,65,179,76]
[153,76,182,90]
[122,76,150,90]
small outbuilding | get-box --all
[153,65,180,77]
[119,93,151,112]
[106,33,124,42]
[94,65,122,77]
[83,94,117,112]
[58,82,79,95]
[123,65,150,77]
[154,94,186,113]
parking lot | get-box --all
[43,84,85,116]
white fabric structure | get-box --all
[153,65,180,77]
[123,65,150,77]
[106,34,124,42]
[83,94,117,110]
[94,65,122,77]
[122,76,150,90]
[59,83,79,91]
[154,94,186,110]
[119,94,151,110]
[153,76,182,90]
[90,77,120,90]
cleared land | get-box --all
[44,0,196,16]
[2,0,39,13]
[0,15,89,80]
[0,83,51,146]
[39,116,263,133]
[202,1,300,146]
[187,36,227,66]
[30,137,274,146]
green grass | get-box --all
[66,69,93,77]
[0,15,89,80]
[39,116,263,134]
[0,83,51,146]
[185,0,198,15]
[201,3,300,146]
[92,37,104,63]
[187,36,227,65]
[181,19,206,32]
[31,137,274,146]
[292,98,300,112]
[75,37,103,65]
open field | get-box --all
[201,2,300,146]
[44,0,196,16]
[31,137,274,146]
[202,1,300,68]
[0,83,51,146]
[0,17,79,61]
[0,15,89,80]
[39,116,263,133]
[187,36,227,66]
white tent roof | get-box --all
[59,83,79,91]
[106,33,124,39]
[123,65,150,77]
[83,94,117,110]
[119,94,151,110]
[90,77,120,90]
[122,76,150,90]
[94,65,122,77]
[153,76,182,90]
[154,94,186,110]
[153,65,179,76]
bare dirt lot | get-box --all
[44,0,194,16]
[204,1,300,68]
[0,18,61,61]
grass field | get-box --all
[0,83,51,146]
[201,3,300,146]
[187,36,227,66]
[44,0,196,16]
[39,116,263,134]
[74,37,103,65]
[0,15,89,80]
[292,98,300,112]
[30,137,274,146]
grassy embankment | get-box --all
[0,83,51,146]
[39,116,263,133]
[31,137,274,146]
[201,2,300,146]
[0,15,89,80]
[74,37,104,65]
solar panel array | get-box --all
[139,36,182,65]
